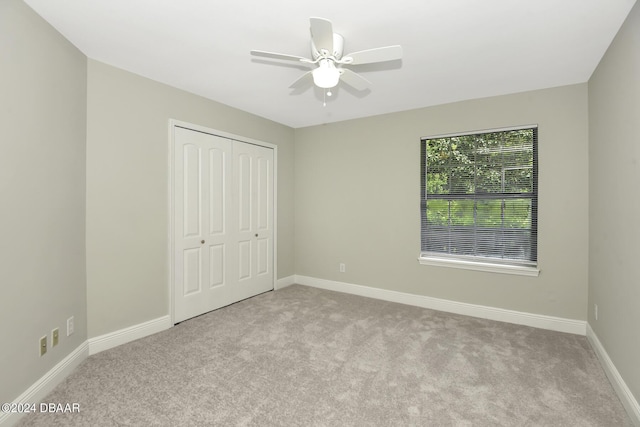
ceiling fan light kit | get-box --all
[250,17,402,98]
[312,59,340,88]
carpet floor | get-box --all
[16,285,631,426]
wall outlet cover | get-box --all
[67,316,75,336]
[52,328,59,346]
[39,336,47,356]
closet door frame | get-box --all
[168,119,278,325]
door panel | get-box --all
[257,237,269,275]
[208,148,226,235]
[183,248,201,296]
[237,153,252,233]
[183,143,201,238]
[257,156,270,231]
[209,244,225,288]
[238,240,251,281]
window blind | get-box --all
[420,127,538,266]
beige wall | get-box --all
[588,1,640,405]
[86,60,295,338]
[294,84,589,320]
[0,0,87,404]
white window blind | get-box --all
[420,126,538,267]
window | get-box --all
[420,126,538,275]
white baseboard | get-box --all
[294,275,586,335]
[586,324,640,426]
[275,275,296,290]
[2,316,173,426]
[88,315,172,355]
[0,342,89,427]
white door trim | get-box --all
[168,119,278,325]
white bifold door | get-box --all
[173,126,274,323]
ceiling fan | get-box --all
[250,17,402,92]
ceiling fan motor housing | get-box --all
[312,33,344,60]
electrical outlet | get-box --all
[67,316,74,336]
[594,304,598,321]
[52,328,59,347]
[39,336,47,356]
[339,263,346,273]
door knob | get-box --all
[201,240,205,244]
[255,234,258,237]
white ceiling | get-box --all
[24,0,636,128]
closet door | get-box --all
[232,141,274,302]
[173,127,274,323]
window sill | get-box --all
[418,255,540,277]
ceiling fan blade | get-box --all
[250,50,311,63]
[289,71,313,89]
[342,45,403,65]
[339,69,371,91]
[310,17,333,56]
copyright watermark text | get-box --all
[1,402,80,413]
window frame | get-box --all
[418,125,540,277]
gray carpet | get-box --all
[17,285,631,426]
